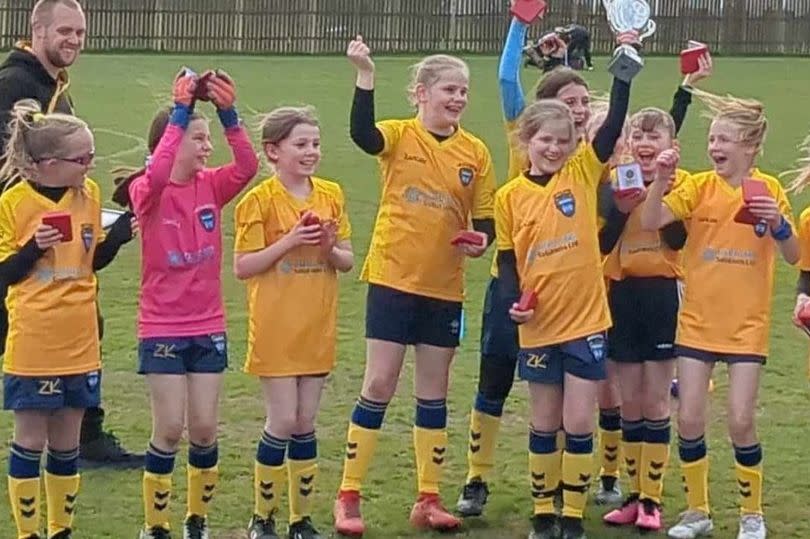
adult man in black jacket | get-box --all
[0,0,143,470]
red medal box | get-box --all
[451,230,485,247]
[517,290,538,311]
[511,0,547,24]
[42,211,72,242]
[300,210,321,227]
[680,40,708,75]
[733,179,769,225]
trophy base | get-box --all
[608,46,644,83]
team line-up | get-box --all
[5,8,810,539]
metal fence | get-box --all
[2,0,810,55]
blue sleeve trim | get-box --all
[169,103,191,129]
[498,18,528,122]
[217,107,239,129]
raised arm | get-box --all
[499,18,528,122]
[130,74,197,215]
[592,33,643,163]
[671,52,712,135]
[669,86,692,136]
[204,72,260,206]
[641,150,680,230]
[347,36,385,155]
[592,76,631,163]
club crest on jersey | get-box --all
[81,224,93,251]
[753,220,768,238]
[554,190,576,217]
[459,167,474,186]
[587,334,606,363]
[198,208,216,232]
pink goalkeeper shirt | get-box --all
[129,122,259,338]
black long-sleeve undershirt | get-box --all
[497,249,520,302]
[350,87,385,155]
[92,211,135,271]
[593,77,631,163]
[670,85,692,136]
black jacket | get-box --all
[0,43,74,150]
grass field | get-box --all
[2,53,810,539]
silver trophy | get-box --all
[603,0,656,82]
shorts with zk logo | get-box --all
[138,334,228,375]
[3,371,101,410]
[518,333,608,384]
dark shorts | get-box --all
[3,371,102,410]
[676,345,766,365]
[479,277,519,359]
[138,334,228,375]
[518,333,608,384]
[365,284,463,348]
[608,277,679,362]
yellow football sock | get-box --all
[640,441,669,504]
[8,476,40,539]
[681,457,710,514]
[288,458,318,523]
[340,422,381,493]
[187,464,218,518]
[44,471,80,537]
[254,462,285,519]
[466,409,501,482]
[561,450,592,519]
[413,426,447,495]
[143,471,172,530]
[598,427,621,480]
[530,449,561,515]
[735,461,763,515]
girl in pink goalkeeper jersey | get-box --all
[112,70,259,539]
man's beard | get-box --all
[45,47,76,69]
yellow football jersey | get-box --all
[663,169,794,356]
[798,206,810,271]
[234,176,351,377]
[0,179,102,376]
[505,119,526,184]
[604,169,690,281]
[495,144,611,348]
[360,117,496,302]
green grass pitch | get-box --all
[2,53,810,538]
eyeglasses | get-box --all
[56,151,95,166]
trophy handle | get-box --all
[640,19,656,40]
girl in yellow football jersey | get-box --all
[494,27,635,536]
[598,55,713,532]
[0,100,135,539]
[642,91,798,539]
[233,106,353,539]
[333,36,496,536]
